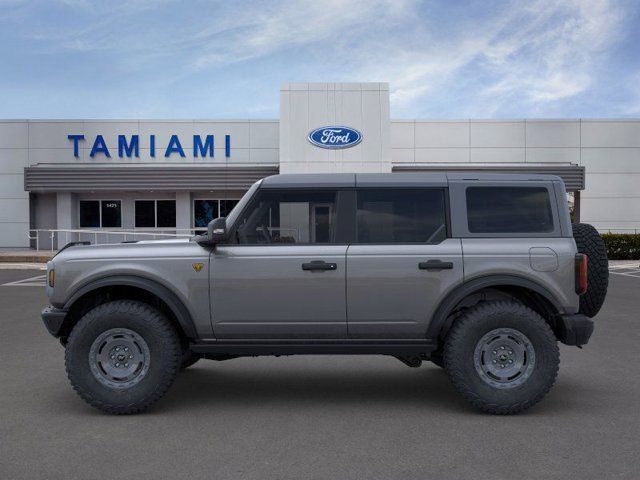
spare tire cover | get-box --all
[572,223,609,317]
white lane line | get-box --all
[610,271,640,278]
[609,264,640,270]
[1,274,46,287]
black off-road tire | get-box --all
[572,223,609,318]
[65,300,181,414]
[430,351,444,368]
[443,301,560,414]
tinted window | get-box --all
[135,201,155,228]
[234,190,337,244]
[101,200,121,228]
[356,189,447,243]
[194,200,219,228]
[220,199,239,217]
[156,200,176,228]
[79,201,100,228]
[466,187,554,233]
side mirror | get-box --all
[195,217,228,246]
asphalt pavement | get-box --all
[1,269,639,480]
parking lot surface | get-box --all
[1,269,639,480]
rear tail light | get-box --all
[575,254,588,295]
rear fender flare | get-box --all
[426,274,563,340]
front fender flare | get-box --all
[63,275,198,338]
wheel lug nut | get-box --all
[500,364,505,368]
[124,347,128,351]
[115,347,120,351]
[129,355,133,359]
[111,355,115,359]
[115,363,120,367]
[124,363,128,367]
[509,360,513,364]
[492,360,497,364]
[493,350,497,355]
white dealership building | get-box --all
[0,82,639,248]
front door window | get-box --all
[233,190,337,244]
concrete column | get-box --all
[56,192,77,248]
[175,192,191,233]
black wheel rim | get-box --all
[89,328,150,389]
[473,328,536,389]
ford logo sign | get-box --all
[308,126,362,149]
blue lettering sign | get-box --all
[118,135,139,157]
[308,126,362,149]
[69,133,232,158]
[90,135,111,158]
[150,134,156,157]
[194,135,214,157]
[67,134,84,157]
[165,135,185,157]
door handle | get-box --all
[419,260,454,271]
[302,260,337,271]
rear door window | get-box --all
[355,189,447,243]
[466,186,554,233]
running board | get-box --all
[190,339,437,357]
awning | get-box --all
[24,165,279,192]
[392,164,585,190]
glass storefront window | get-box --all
[194,199,240,230]
[79,201,100,228]
[157,200,176,228]
[135,201,155,228]
[79,200,121,228]
[220,199,239,217]
[194,200,219,229]
[135,200,176,228]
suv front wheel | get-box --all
[443,301,560,414]
[65,300,181,414]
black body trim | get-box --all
[556,313,594,346]
[191,339,437,356]
[61,275,198,338]
[41,306,68,337]
[426,274,565,339]
[53,241,91,259]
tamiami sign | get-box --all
[67,134,232,158]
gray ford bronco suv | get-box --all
[41,173,609,415]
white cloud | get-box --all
[4,0,632,117]
[359,0,625,115]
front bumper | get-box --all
[556,313,594,346]
[41,306,68,337]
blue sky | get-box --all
[0,0,639,119]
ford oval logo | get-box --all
[308,126,362,149]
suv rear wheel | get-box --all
[443,300,559,414]
[65,300,181,414]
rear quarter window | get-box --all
[466,186,554,233]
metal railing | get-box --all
[27,228,199,251]
[598,229,640,234]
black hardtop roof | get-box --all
[260,172,563,188]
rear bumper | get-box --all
[556,313,594,346]
[41,306,67,337]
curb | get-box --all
[0,255,53,263]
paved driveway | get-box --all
[1,270,639,480]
